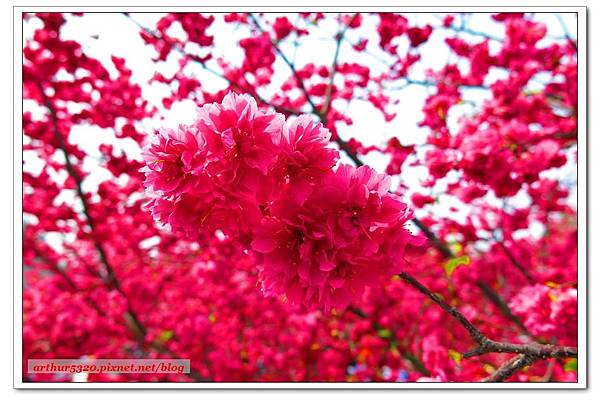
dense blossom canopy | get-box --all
[22,12,578,383]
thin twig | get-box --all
[476,280,533,338]
[248,13,319,113]
[540,359,556,382]
[441,23,503,42]
[39,83,144,329]
[555,14,577,51]
[321,13,359,118]
[411,218,454,258]
[386,78,489,91]
[496,241,535,284]
[123,13,299,117]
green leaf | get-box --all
[377,328,392,339]
[444,255,470,276]
[158,330,174,343]
[523,88,542,96]
[564,358,577,372]
[448,349,462,364]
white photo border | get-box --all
[13,5,588,389]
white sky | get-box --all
[23,12,577,245]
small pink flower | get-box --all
[141,125,211,197]
[196,92,284,196]
[269,115,339,203]
[280,115,339,177]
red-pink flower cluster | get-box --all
[142,93,284,239]
[253,165,418,310]
[143,93,418,310]
[509,284,577,344]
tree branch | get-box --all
[397,272,576,364]
[398,272,487,345]
[463,340,576,359]
[38,83,209,382]
[482,354,534,382]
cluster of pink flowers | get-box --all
[142,92,418,310]
[509,284,577,344]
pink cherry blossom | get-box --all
[196,91,284,197]
[141,125,211,197]
[143,92,286,237]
